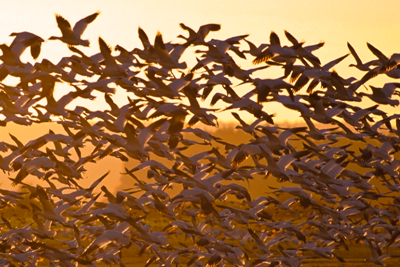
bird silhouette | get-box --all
[49,11,100,46]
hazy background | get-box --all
[0,1,399,193]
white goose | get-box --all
[49,11,100,46]
[358,83,400,106]
[81,221,131,257]
[98,37,127,78]
[347,42,379,71]
[9,31,44,60]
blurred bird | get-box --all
[49,11,100,46]
[10,32,44,60]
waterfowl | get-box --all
[178,23,221,46]
[252,31,298,65]
[98,37,127,78]
[347,42,379,71]
[49,11,100,46]
[357,83,400,106]
[10,32,44,60]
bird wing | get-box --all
[36,185,56,216]
[252,48,273,64]
[269,31,281,47]
[98,37,117,66]
[367,42,388,63]
[179,23,197,41]
[277,154,296,170]
[30,41,42,59]
[153,32,177,68]
[284,30,300,46]
[138,27,153,51]
[73,11,100,38]
[55,14,75,39]
[197,23,221,40]
[322,53,349,71]
[137,118,167,148]
[347,42,363,65]
[231,112,246,125]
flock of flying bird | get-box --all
[0,11,399,267]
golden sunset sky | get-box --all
[0,1,399,191]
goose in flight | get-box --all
[284,30,322,67]
[252,31,298,65]
[293,53,349,93]
[178,23,221,46]
[347,42,379,71]
[231,112,264,137]
[122,118,167,161]
[49,11,100,46]
[0,43,23,66]
[81,221,131,257]
[353,43,392,86]
[366,42,400,73]
[9,32,44,60]
[153,31,187,69]
[357,83,400,106]
[98,37,127,78]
